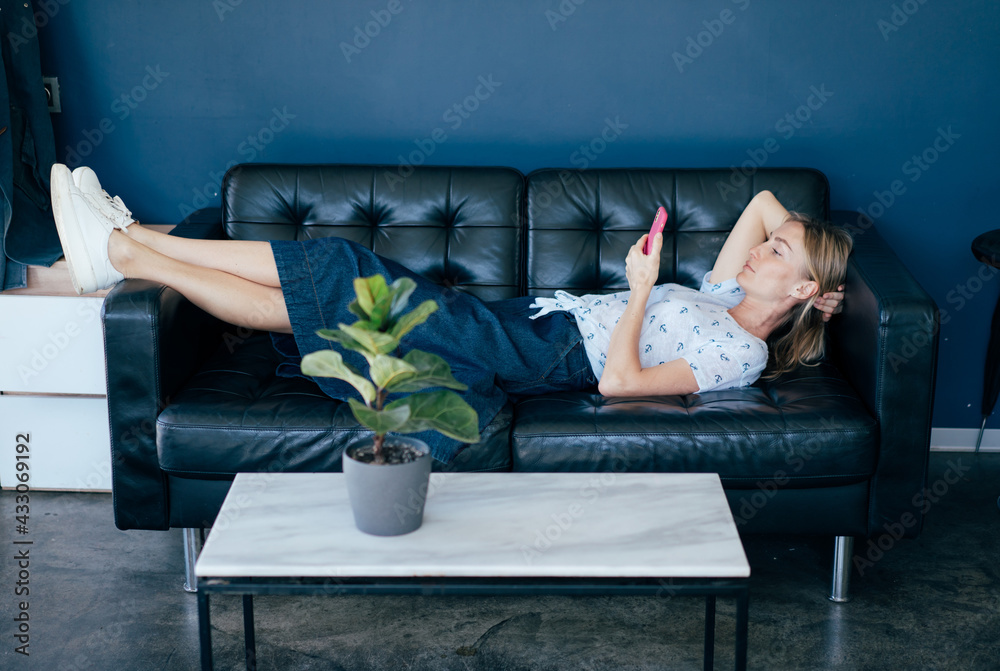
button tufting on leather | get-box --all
[351,201,384,226]
[430,202,458,227]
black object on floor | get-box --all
[971,230,1000,451]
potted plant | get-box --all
[300,275,479,536]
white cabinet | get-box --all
[0,395,112,490]
[0,295,111,491]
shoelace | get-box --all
[83,190,133,231]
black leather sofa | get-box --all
[102,164,938,599]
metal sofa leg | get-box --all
[183,528,201,593]
[829,535,854,603]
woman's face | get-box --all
[736,220,816,303]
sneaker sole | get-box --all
[50,164,98,295]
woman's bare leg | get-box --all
[108,230,291,333]
[124,224,281,287]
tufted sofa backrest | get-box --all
[525,168,829,296]
[222,164,524,301]
[222,164,829,299]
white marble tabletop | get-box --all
[195,472,749,580]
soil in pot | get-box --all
[348,440,425,465]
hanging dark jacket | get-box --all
[1,0,60,290]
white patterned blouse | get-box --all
[529,272,769,392]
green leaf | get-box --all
[299,350,376,404]
[348,320,381,332]
[315,328,345,342]
[347,300,369,321]
[387,277,417,321]
[388,299,438,339]
[337,322,399,356]
[390,349,469,393]
[370,354,418,391]
[387,390,480,444]
[353,276,383,317]
[316,329,376,366]
[314,328,373,359]
[347,398,410,436]
[354,276,393,328]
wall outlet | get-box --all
[43,76,61,113]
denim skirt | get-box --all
[269,236,595,462]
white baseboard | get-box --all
[930,427,1000,452]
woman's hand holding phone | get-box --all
[627,213,665,292]
[624,207,668,292]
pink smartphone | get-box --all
[643,207,668,255]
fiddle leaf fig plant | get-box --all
[300,275,480,464]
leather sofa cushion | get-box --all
[512,363,877,488]
[155,332,512,477]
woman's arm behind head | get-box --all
[709,190,792,284]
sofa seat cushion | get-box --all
[155,332,512,477]
[511,363,877,488]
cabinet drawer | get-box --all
[0,395,112,491]
[0,296,107,394]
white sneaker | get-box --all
[71,166,135,231]
[50,163,126,295]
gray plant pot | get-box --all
[342,435,432,536]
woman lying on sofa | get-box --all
[50,163,849,452]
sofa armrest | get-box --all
[828,211,939,538]
[102,279,227,530]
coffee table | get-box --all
[195,472,750,670]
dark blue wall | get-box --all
[34,0,999,430]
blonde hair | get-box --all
[763,212,853,379]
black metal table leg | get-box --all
[704,595,716,670]
[734,588,749,671]
[243,594,257,671]
[202,577,749,669]
[198,588,213,671]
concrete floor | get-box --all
[2,452,998,671]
